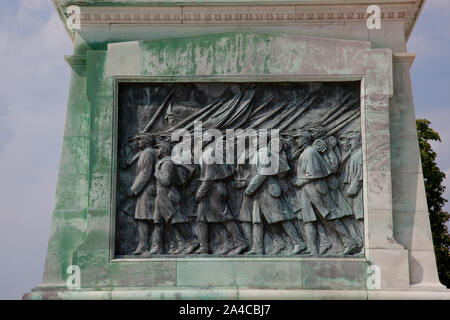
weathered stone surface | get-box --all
[47,210,87,252]
[366,171,393,211]
[177,260,303,288]
[302,260,368,290]
[109,261,177,287]
[368,249,409,289]
[26,0,448,300]
[391,172,429,212]
[77,209,110,250]
[393,210,434,251]
[408,250,446,289]
[75,249,111,288]
[54,174,89,212]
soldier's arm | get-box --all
[327,149,339,173]
[346,158,363,197]
[245,174,267,196]
[128,153,140,166]
[195,181,210,202]
[158,161,173,187]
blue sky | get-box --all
[0,0,449,300]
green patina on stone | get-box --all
[25,0,448,300]
[37,31,375,295]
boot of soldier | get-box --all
[331,220,357,255]
[343,217,363,247]
[170,224,188,255]
[304,222,318,255]
[269,241,286,255]
[226,221,249,255]
[182,240,199,255]
[149,224,164,254]
[282,221,308,255]
[194,222,208,254]
[216,240,235,255]
[172,242,187,255]
[242,222,253,249]
[245,224,264,255]
[177,223,199,254]
[317,224,332,255]
[267,224,286,255]
[133,221,149,255]
[167,242,177,254]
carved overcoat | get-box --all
[296,145,334,222]
[153,156,189,224]
[246,149,295,224]
[130,147,157,220]
[347,147,364,220]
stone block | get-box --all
[369,21,406,52]
[302,260,368,290]
[77,209,111,250]
[389,99,418,136]
[91,98,114,136]
[75,249,111,288]
[41,250,75,287]
[87,51,114,99]
[109,261,176,287]
[176,259,302,288]
[368,248,409,289]
[47,210,87,252]
[391,172,429,212]
[393,210,434,251]
[106,41,140,77]
[366,171,393,211]
[238,288,368,300]
[90,135,113,172]
[64,99,90,137]
[367,209,401,249]
[59,137,89,175]
[88,172,112,211]
[408,250,445,288]
[390,134,422,174]
[110,287,238,300]
[67,72,88,102]
[54,173,89,211]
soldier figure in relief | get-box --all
[149,141,199,255]
[232,156,255,251]
[346,132,364,242]
[292,131,357,255]
[128,134,158,255]
[195,141,249,255]
[313,138,361,254]
[244,139,307,255]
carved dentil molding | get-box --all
[78,4,414,25]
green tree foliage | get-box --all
[416,119,450,287]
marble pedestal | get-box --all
[24,0,449,300]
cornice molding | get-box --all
[393,52,416,69]
[54,0,425,42]
[65,54,87,76]
[79,4,412,25]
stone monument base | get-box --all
[23,257,450,300]
[24,287,450,300]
